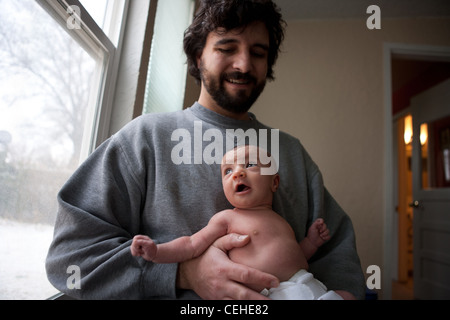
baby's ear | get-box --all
[271,174,280,192]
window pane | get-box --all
[79,0,126,47]
[0,0,100,299]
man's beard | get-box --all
[199,63,266,114]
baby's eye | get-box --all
[224,168,233,175]
[246,163,258,168]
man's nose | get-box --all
[232,51,252,73]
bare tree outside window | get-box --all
[0,0,98,299]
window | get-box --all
[143,0,195,114]
[0,0,127,299]
[79,0,126,47]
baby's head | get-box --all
[221,145,279,209]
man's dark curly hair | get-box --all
[183,0,286,83]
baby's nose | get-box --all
[233,169,246,179]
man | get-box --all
[46,0,365,300]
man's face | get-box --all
[197,21,270,117]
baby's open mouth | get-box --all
[236,184,251,192]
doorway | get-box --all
[385,44,450,300]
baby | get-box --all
[131,145,344,300]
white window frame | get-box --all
[36,0,129,155]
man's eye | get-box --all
[218,48,233,54]
[251,50,266,58]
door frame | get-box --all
[383,43,450,300]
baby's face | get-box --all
[221,146,279,209]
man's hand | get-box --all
[176,233,279,300]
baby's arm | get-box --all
[131,211,230,263]
[299,218,330,260]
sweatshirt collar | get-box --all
[188,102,259,130]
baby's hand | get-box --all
[131,235,157,261]
[307,218,330,248]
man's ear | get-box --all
[196,53,202,70]
[272,174,280,192]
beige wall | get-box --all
[252,17,450,297]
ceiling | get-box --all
[274,0,450,21]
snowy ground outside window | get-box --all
[0,218,59,300]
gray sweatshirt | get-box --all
[46,103,365,299]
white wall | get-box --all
[252,17,450,298]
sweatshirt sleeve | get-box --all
[45,132,178,299]
[307,170,366,300]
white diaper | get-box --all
[261,269,343,300]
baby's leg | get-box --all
[131,235,157,261]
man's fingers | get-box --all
[212,234,279,292]
[213,233,250,252]
[222,282,271,300]
[227,262,279,292]
[184,235,278,300]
